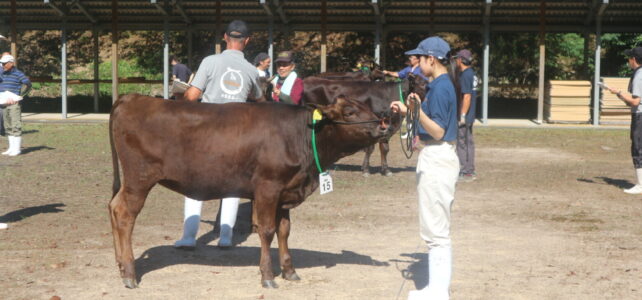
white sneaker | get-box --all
[408,287,448,300]
[174,237,196,249]
[1,149,10,155]
[0,223,7,229]
[623,184,642,194]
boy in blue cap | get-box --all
[391,36,459,300]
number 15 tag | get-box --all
[319,172,333,195]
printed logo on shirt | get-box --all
[219,67,244,98]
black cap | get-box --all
[624,46,642,60]
[226,20,250,39]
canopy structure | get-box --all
[1,0,642,124]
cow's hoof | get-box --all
[123,278,138,289]
[283,272,301,281]
[262,280,278,288]
[362,172,370,178]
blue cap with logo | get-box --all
[405,36,451,60]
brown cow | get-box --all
[303,73,428,176]
[316,69,385,82]
[108,94,390,289]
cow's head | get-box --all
[312,95,390,143]
[407,73,429,101]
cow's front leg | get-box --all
[361,144,375,177]
[276,208,300,281]
[379,140,392,176]
[255,197,279,288]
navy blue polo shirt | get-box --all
[172,63,192,83]
[0,67,30,95]
[417,73,458,142]
[459,67,477,124]
[397,66,421,79]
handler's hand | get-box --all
[607,87,620,95]
[390,101,407,116]
[273,87,281,97]
[5,99,17,105]
[406,92,421,110]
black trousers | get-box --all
[631,113,642,168]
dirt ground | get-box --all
[0,124,641,300]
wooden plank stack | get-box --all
[600,77,631,124]
[545,80,591,123]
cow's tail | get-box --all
[109,106,121,198]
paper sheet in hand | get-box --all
[0,91,23,105]
[170,80,191,94]
[597,82,609,90]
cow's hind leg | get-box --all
[276,208,300,281]
[361,144,375,177]
[379,140,392,176]
[109,186,150,288]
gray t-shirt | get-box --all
[630,67,642,113]
[191,50,262,104]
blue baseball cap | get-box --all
[405,36,451,59]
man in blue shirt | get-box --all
[454,49,478,182]
[383,55,423,79]
[390,36,459,300]
[0,53,31,156]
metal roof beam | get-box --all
[260,0,273,16]
[171,0,191,24]
[72,0,97,24]
[150,0,169,16]
[43,0,66,17]
[274,0,288,24]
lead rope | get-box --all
[398,83,420,159]
[311,110,324,173]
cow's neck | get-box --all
[312,122,373,173]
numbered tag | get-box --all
[319,172,333,195]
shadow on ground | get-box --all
[0,203,65,223]
[134,245,389,284]
[394,252,428,290]
[333,163,415,175]
[577,176,633,189]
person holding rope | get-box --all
[271,51,303,105]
[174,20,263,249]
[390,36,459,300]
[605,46,642,194]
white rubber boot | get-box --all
[7,136,21,156]
[174,197,203,249]
[624,168,642,194]
[1,136,12,155]
[218,197,240,248]
[408,246,452,300]
[0,223,7,229]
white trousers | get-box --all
[416,142,460,248]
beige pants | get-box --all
[416,141,460,249]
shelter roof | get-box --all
[1,1,641,33]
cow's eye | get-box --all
[343,108,356,117]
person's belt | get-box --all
[423,139,455,146]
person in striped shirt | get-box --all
[0,53,31,156]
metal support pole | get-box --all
[593,21,603,126]
[375,16,381,66]
[482,1,491,125]
[61,18,68,119]
[583,31,590,79]
[536,0,545,124]
[93,27,99,112]
[10,0,17,59]
[163,17,169,99]
[320,0,327,73]
[215,0,221,54]
[111,0,119,103]
[268,16,274,75]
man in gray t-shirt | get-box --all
[176,20,262,250]
[606,46,642,194]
